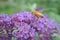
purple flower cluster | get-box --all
[0,11,58,40]
[12,22,35,39]
[0,14,12,40]
[31,16,58,40]
[11,12,36,40]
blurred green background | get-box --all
[0,0,60,24]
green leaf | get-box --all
[12,37,17,40]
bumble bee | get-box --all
[32,11,43,18]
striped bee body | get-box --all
[32,11,43,18]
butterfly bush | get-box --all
[0,14,12,40]
[0,11,58,40]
